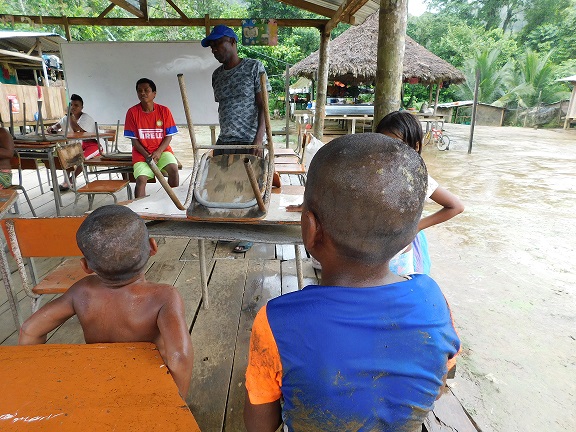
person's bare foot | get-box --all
[286,204,303,212]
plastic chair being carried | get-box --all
[150,73,275,222]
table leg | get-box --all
[351,119,357,134]
[198,239,210,309]
[0,239,23,330]
[47,150,62,215]
[210,126,216,145]
[294,245,304,290]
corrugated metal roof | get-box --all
[302,0,380,24]
[0,30,65,54]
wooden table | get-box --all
[0,190,20,329]
[0,342,200,431]
[14,132,115,216]
[414,113,446,132]
[126,184,305,308]
[294,111,373,134]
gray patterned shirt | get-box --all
[212,58,270,143]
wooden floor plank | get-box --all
[281,257,319,295]
[173,261,204,328]
[181,239,218,261]
[224,259,281,432]
[424,387,480,432]
[187,259,248,432]
[244,243,276,260]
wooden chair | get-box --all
[56,141,132,212]
[8,152,37,216]
[1,216,86,317]
[274,131,310,185]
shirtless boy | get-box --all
[19,205,193,397]
[244,134,460,431]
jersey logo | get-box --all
[138,128,163,139]
[156,120,163,127]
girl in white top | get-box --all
[377,111,464,275]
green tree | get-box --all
[456,48,511,103]
[425,0,526,32]
[499,49,569,107]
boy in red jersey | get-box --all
[124,78,179,198]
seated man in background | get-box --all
[124,78,179,198]
[244,133,460,431]
[18,205,194,398]
[48,93,102,191]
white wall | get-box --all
[60,41,219,126]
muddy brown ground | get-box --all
[421,124,576,432]
[120,121,576,431]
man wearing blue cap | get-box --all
[202,24,271,253]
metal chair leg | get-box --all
[18,187,37,217]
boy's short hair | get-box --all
[136,78,156,92]
[376,111,423,153]
[304,133,427,264]
[77,205,151,282]
[70,94,84,106]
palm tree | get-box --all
[456,48,510,104]
[499,49,567,107]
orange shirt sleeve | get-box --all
[245,304,283,404]
[445,296,461,371]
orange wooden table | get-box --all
[0,342,200,431]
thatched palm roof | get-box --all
[290,12,465,86]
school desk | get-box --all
[125,183,305,309]
[0,342,200,431]
[13,131,115,216]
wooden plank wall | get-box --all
[0,84,66,125]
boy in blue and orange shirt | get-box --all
[244,133,460,432]
[124,78,179,198]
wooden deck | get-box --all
[0,165,321,431]
[0,159,478,432]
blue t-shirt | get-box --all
[245,274,460,432]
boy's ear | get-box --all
[149,238,158,256]
[80,258,94,274]
[301,208,323,252]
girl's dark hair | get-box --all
[376,111,423,154]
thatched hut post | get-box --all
[314,27,331,139]
[373,0,408,126]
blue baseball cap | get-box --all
[201,25,238,48]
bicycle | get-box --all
[423,122,450,151]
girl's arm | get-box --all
[418,186,464,231]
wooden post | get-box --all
[468,67,480,154]
[564,86,576,129]
[373,0,408,128]
[36,38,50,88]
[313,26,330,140]
[433,81,441,115]
[284,63,290,148]
[64,16,71,41]
[204,14,210,35]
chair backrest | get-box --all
[56,142,84,170]
[1,216,85,258]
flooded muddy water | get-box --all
[422,124,576,432]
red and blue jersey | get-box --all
[245,274,460,431]
[124,103,178,163]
